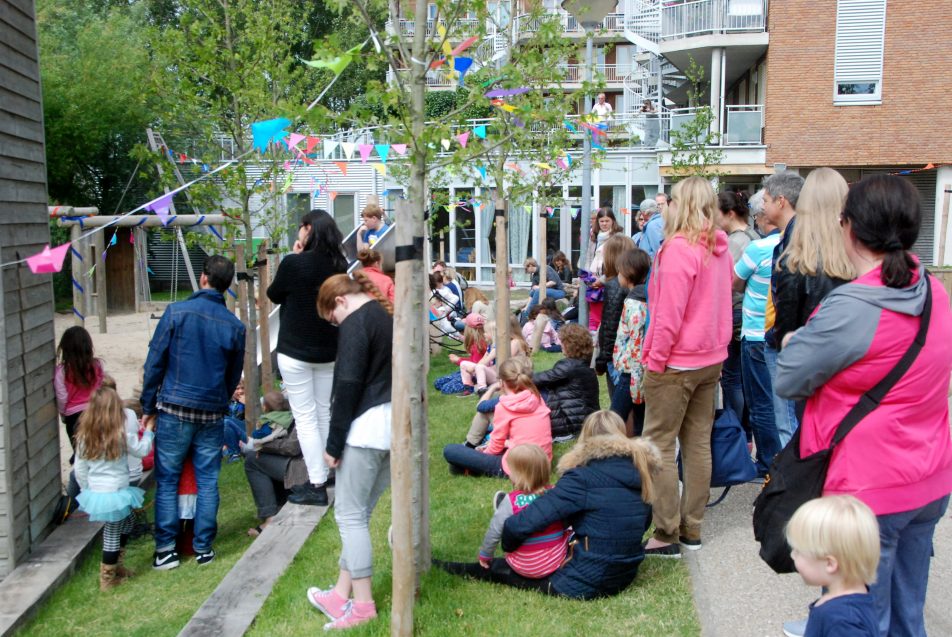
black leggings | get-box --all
[435,558,557,596]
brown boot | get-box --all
[115,548,134,579]
[99,563,122,591]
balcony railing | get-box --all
[665,104,763,145]
[385,17,482,38]
[661,0,767,39]
[514,12,627,38]
[561,64,631,84]
[387,68,457,89]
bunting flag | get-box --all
[473,124,487,139]
[329,191,338,201]
[287,132,306,149]
[306,136,321,153]
[392,143,408,156]
[334,161,348,176]
[251,118,292,152]
[341,142,356,160]
[323,140,339,159]
[26,243,71,274]
[581,121,608,136]
[146,193,174,225]
[620,207,629,216]
[533,162,553,170]
[498,103,517,113]
[372,163,387,176]
[456,132,470,148]
[451,36,479,56]
[477,165,487,180]
[454,57,474,87]
[359,144,373,163]
[283,173,294,192]
[302,43,364,76]
[374,144,390,164]
[571,207,580,220]
[441,139,451,151]
[592,139,605,151]
[564,120,577,133]
[545,206,554,217]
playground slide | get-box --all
[255,305,281,367]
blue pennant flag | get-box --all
[251,118,292,153]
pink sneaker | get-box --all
[307,587,349,621]
[323,601,377,631]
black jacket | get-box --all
[595,277,626,372]
[533,358,599,438]
[770,260,848,350]
[502,437,655,599]
[325,301,393,458]
[267,249,346,363]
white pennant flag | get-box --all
[323,140,340,159]
[341,142,356,160]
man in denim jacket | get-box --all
[141,255,245,570]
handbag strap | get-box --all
[829,273,933,448]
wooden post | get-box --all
[83,236,94,321]
[70,225,83,326]
[938,184,951,266]
[538,204,548,304]
[93,232,107,334]
[257,241,273,391]
[494,197,511,367]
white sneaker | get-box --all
[782,618,807,637]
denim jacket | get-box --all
[141,289,246,416]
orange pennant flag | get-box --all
[306,136,320,153]
[334,161,348,176]
[924,163,936,170]
[329,191,338,201]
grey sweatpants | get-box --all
[335,444,391,579]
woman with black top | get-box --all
[266,209,347,506]
[304,273,393,631]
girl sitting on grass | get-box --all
[436,444,568,582]
[459,318,529,396]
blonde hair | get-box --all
[785,495,880,586]
[463,324,487,355]
[76,387,126,461]
[499,357,539,397]
[558,410,659,503]
[506,444,551,495]
[361,202,384,219]
[780,167,855,280]
[509,314,530,357]
[667,176,719,253]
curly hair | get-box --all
[558,323,594,362]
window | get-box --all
[834,0,886,105]
[332,194,356,237]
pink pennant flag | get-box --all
[146,193,174,225]
[329,191,338,201]
[456,132,470,148]
[451,36,479,56]
[26,242,71,274]
[287,133,306,150]
[306,136,320,153]
[358,144,374,163]
[392,144,408,156]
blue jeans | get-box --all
[764,343,798,447]
[154,412,224,553]
[223,416,246,456]
[722,337,746,437]
[740,339,781,476]
[609,372,645,436]
[871,494,949,637]
[521,288,567,322]
[443,444,505,477]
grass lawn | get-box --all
[17,350,700,636]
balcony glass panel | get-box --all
[726,109,762,144]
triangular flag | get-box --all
[454,57,474,87]
[301,43,364,76]
[924,163,936,170]
[341,142,356,160]
[392,144,408,156]
[473,124,487,139]
[564,120,577,133]
[334,161,348,176]
[620,207,629,216]
[372,163,387,176]
[251,118,292,152]
[499,103,517,113]
[329,191,338,201]
[571,207,580,220]
[451,37,479,56]
[287,133,306,149]
[430,58,446,70]
[533,162,553,170]
[437,23,453,56]
[306,136,320,153]
[477,165,487,180]
[283,173,294,192]
[374,144,390,164]
[441,139,451,151]
[110,232,117,246]
[456,132,470,148]
[146,193,174,225]
[323,140,339,159]
[358,144,373,163]
[26,242,71,274]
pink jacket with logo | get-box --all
[775,267,952,515]
[484,389,553,475]
[642,230,733,373]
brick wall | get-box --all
[764,1,952,167]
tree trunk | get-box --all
[494,196,510,367]
[257,240,273,391]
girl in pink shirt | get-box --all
[54,326,105,460]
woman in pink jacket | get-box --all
[641,176,733,558]
[776,175,952,636]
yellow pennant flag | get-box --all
[372,163,387,176]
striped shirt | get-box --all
[734,233,781,341]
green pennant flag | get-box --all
[302,43,365,76]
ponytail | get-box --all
[499,357,538,397]
[880,250,916,289]
[352,270,394,315]
[356,247,382,268]
[317,272,394,320]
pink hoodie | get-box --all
[484,389,553,475]
[642,231,733,373]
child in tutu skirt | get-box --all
[75,387,154,590]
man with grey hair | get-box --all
[633,197,664,260]
[748,188,767,236]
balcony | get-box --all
[666,104,763,145]
[513,11,627,40]
[387,68,457,90]
[561,63,631,86]
[384,17,482,39]
[661,0,767,40]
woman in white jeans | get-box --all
[305,273,393,631]
[267,209,347,506]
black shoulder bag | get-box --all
[752,276,932,574]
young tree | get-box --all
[668,57,725,181]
